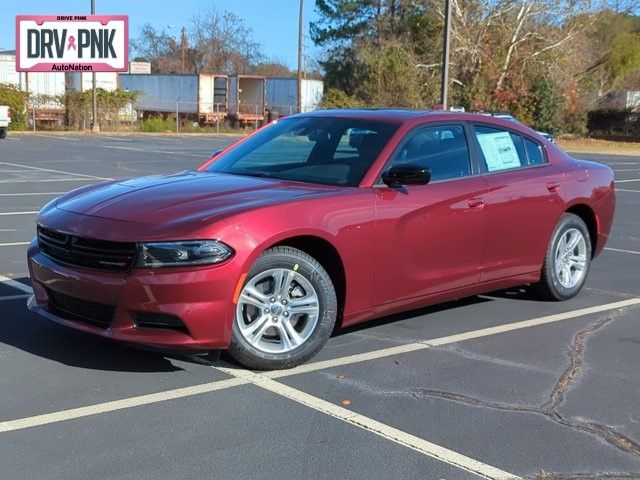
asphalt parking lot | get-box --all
[1,133,639,480]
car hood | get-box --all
[54,171,338,225]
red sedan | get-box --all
[27,110,615,369]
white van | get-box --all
[0,106,10,139]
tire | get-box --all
[227,246,337,370]
[536,213,592,300]
[0,128,6,139]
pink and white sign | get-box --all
[16,15,128,72]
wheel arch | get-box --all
[565,203,598,257]
[270,235,347,322]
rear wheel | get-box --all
[536,213,591,300]
[0,128,6,139]
[227,246,337,370]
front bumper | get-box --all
[27,239,238,350]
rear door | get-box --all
[373,123,488,304]
[469,124,565,281]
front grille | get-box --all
[38,226,138,272]
[46,288,116,327]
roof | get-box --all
[300,108,526,124]
[301,108,437,122]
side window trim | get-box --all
[375,121,474,185]
[469,122,549,174]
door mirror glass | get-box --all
[382,165,431,186]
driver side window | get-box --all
[388,124,471,182]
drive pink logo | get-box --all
[15,15,128,72]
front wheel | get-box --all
[227,246,337,370]
[0,128,6,139]
[536,213,591,300]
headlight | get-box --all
[137,240,233,268]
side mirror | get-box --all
[382,165,431,187]
[210,150,223,159]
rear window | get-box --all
[524,137,547,165]
[473,125,548,171]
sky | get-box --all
[0,0,320,68]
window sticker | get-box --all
[476,131,522,171]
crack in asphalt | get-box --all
[534,470,640,479]
[331,307,640,477]
[414,310,640,471]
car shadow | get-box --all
[335,295,493,336]
[0,277,184,373]
[335,284,547,337]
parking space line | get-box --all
[0,378,248,433]
[613,169,640,172]
[0,275,33,294]
[0,192,64,196]
[616,178,640,183]
[0,242,30,247]
[103,145,205,158]
[218,366,519,480]
[617,188,640,193]
[0,211,38,216]
[0,161,111,181]
[0,294,30,302]
[0,179,96,183]
[27,134,78,141]
[267,298,640,378]
[1,297,637,439]
[604,247,640,256]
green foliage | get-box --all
[359,43,422,107]
[531,77,564,135]
[608,32,640,86]
[138,116,175,132]
[63,89,139,130]
[321,88,363,108]
[586,108,640,135]
[0,83,29,130]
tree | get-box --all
[250,60,295,77]
[130,7,264,75]
[190,8,263,74]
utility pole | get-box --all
[297,0,303,113]
[91,0,100,132]
[181,27,187,74]
[439,0,452,111]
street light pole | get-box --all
[91,0,100,132]
[440,0,452,111]
[297,0,303,113]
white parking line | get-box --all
[617,188,640,193]
[616,178,640,183]
[0,161,111,181]
[267,297,640,378]
[605,247,640,256]
[30,134,78,141]
[0,242,30,247]
[103,145,205,158]
[0,294,30,302]
[0,211,38,216]
[0,275,33,294]
[613,169,640,172]
[218,366,520,480]
[1,298,637,437]
[0,178,96,184]
[0,192,63,197]
[0,378,249,433]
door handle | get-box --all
[468,198,485,210]
[546,182,560,193]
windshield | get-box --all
[207,116,399,186]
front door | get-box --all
[374,123,488,305]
